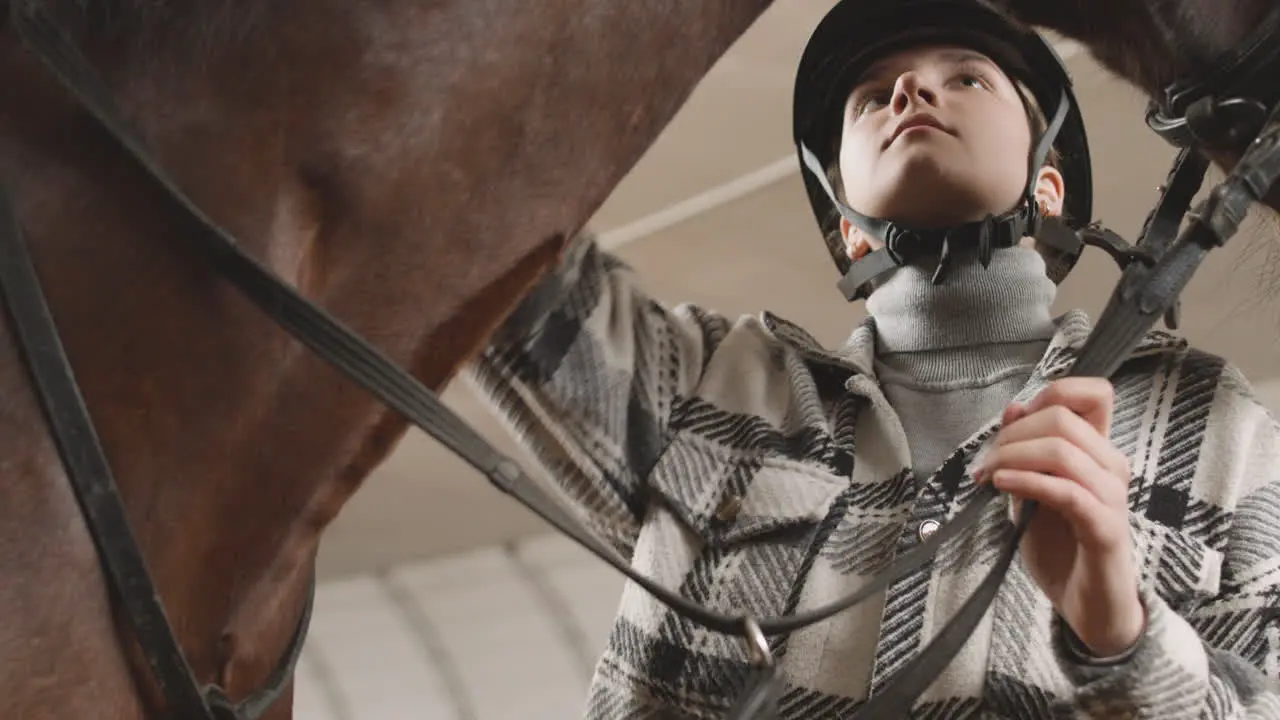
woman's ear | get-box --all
[1033,165,1065,217]
[840,217,871,261]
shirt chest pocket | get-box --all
[624,434,848,698]
[643,436,848,624]
[647,432,848,549]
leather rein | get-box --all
[2,2,1279,718]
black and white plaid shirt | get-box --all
[467,233,1280,719]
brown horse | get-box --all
[987,0,1280,210]
[0,1,773,718]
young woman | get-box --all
[467,0,1280,717]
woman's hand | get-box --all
[975,377,1146,657]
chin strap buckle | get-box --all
[977,214,997,269]
[930,231,954,286]
[931,204,1031,287]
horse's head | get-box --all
[986,0,1280,224]
[0,0,773,717]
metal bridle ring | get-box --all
[742,617,773,668]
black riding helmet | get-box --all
[793,0,1094,301]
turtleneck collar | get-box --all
[864,245,1059,354]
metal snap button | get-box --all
[715,494,743,523]
[918,518,941,542]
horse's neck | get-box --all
[0,0,778,713]
[0,10,450,706]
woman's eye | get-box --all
[957,74,986,89]
[854,92,891,116]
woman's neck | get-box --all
[865,245,1059,355]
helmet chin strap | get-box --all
[802,87,1075,301]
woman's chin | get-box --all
[858,163,988,228]
[878,199,990,230]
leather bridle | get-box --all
[1145,5,1280,154]
[2,1,1279,718]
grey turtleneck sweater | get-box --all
[864,246,1060,478]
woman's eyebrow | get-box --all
[854,49,995,90]
[937,49,995,66]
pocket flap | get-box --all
[649,436,845,546]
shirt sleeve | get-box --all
[1052,362,1280,718]
[464,231,731,554]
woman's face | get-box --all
[836,43,1062,253]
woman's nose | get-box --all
[892,72,937,113]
